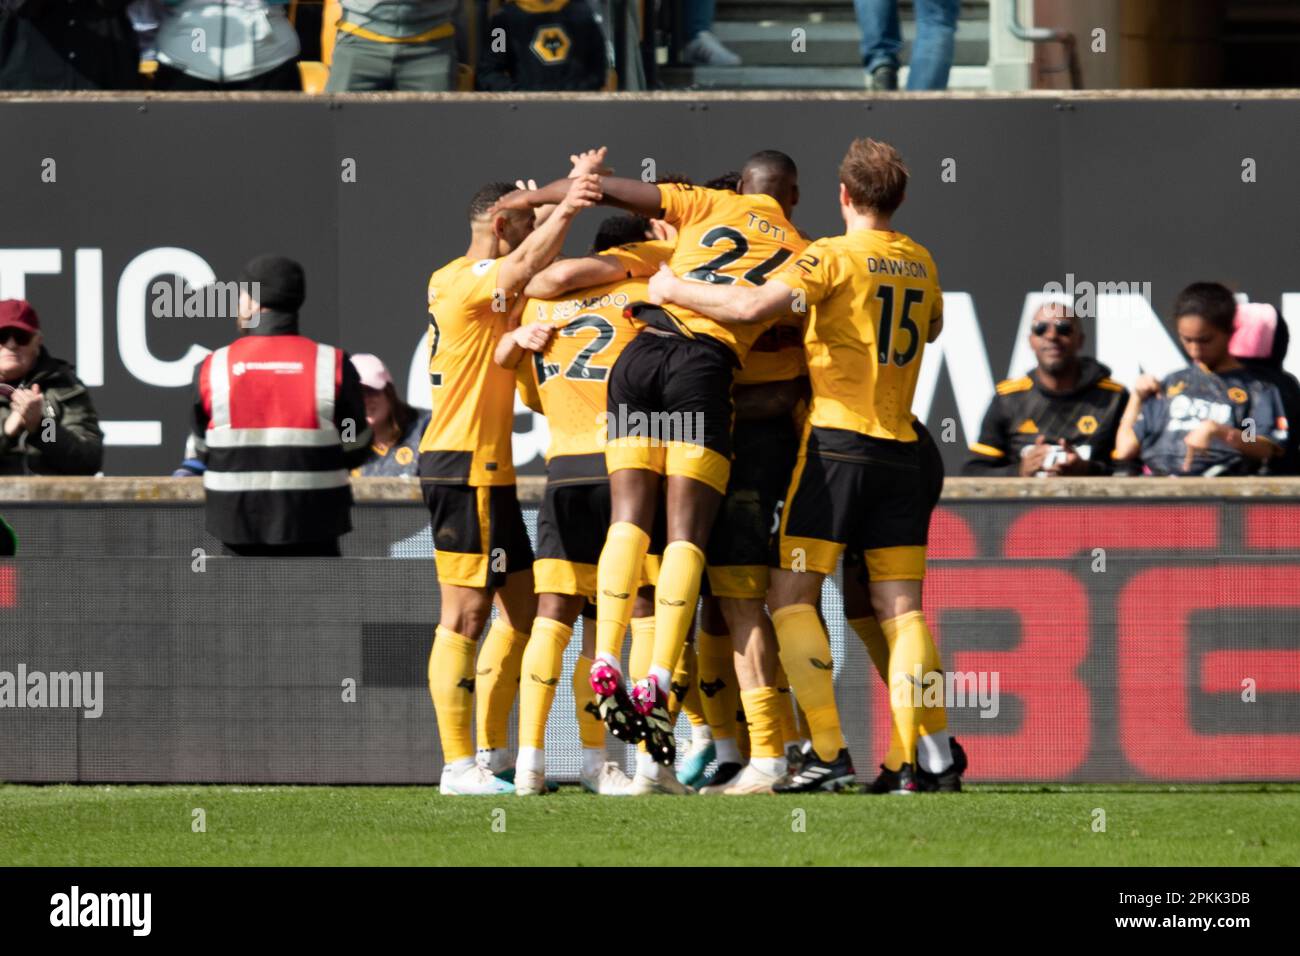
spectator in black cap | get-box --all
[187,256,371,556]
[0,299,104,476]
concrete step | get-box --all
[713,0,990,23]
[708,17,990,67]
[658,63,992,91]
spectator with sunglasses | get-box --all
[0,299,104,476]
[964,303,1128,477]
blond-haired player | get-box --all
[648,138,955,792]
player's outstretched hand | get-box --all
[559,173,603,212]
[569,147,611,179]
[646,263,677,305]
[511,323,555,353]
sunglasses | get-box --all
[0,328,34,347]
[1032,320,1075,337]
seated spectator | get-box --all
[476,0,606,92]
[127,0,161,61]
[325,0,457,92]
[964,303,1128,476]
[154,0,300,91]
[0,300,104,476]
[1116,282,1288,476]
[1230,302,1300,475]
[349,353,428,477]
[0,0,141,90]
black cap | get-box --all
[240,255,305,312]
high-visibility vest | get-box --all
[199,335,352,544]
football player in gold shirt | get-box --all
[495,151,805,781]
[494,214,674,796]
[647,138,957,793]
[423,159,602,796]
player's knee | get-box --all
[537,592,582,624]
[718,596,763,633]
[869,580,921,623]
[767,568,820,610]
[441,603,491,639]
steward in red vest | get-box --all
[189,256,370,556]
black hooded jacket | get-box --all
[963,356,1129,476]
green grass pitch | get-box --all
[3,784,1298,866]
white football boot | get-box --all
[581,762,634,796]
[440,760,516,796]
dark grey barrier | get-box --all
[2,477,1299,783]
[2,92,1298,476]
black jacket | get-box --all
[475,0,606,92]
[963,357,1129,476]
[0,0,140,91]
[0,347,104,476]
[1240,361,1300,475]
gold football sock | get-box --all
[574,654,605,750]
[883,610,947,767]
[737,710,751,761]
[696,629,738,743]
[628,615,655,681]
[771,603,845,761]
[595,522,650,663]
[429,626,477,764]
[849,614,906,771]
[773,662,801,747]
[517,617,572,750]
[740,687,784,759]
[670,642,705,725]
[650,541,705,679]
[475,618,528,751]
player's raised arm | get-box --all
[495,174,664,219]
[646,264,796,325]
[524,255,628,300]
[495,174,602,299]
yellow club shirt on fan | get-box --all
[419,256,518,486]
[778,229,942,442]
[651,183,807,364]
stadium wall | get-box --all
[2,476,1298,784]
[1,92,1299,476]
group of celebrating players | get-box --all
[418,138,967,797]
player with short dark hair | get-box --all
[496,215,680,796]
[647,137,955,792]
[421,162,601,796]
[495,150,805,789]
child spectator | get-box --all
[1116,283,1288,476]
[350,353,428,478]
